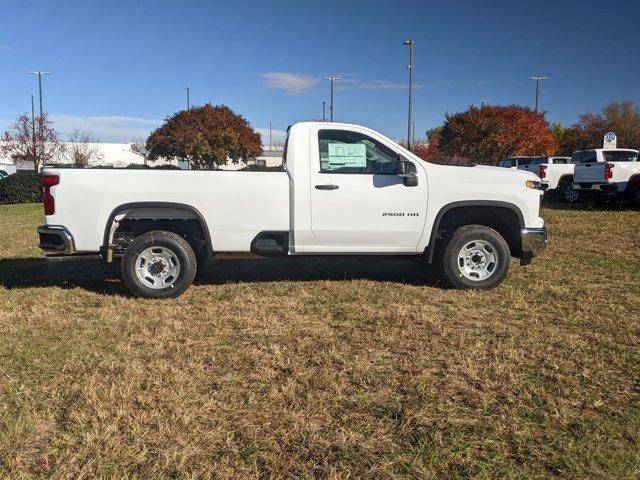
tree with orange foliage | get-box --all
[146,104,262,170]
[437,105,557,165]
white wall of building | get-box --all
[0,142,282,172]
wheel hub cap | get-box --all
[135,247,181,289]
[457,240,498,281]
[565,187,579,202]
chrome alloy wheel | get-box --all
[457,240,499,281]
[134,246,181,289]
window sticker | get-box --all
[327,143,366,169]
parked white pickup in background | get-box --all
[572,148,639,204]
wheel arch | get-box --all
[426,201,524,263]
[102,202,213,257]
[557,174,574,185]
[626,173,640,187]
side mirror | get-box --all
[397,160,418,187]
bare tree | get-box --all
[1,113,64,173]
[64,129,102,167]
[128,137,146,154]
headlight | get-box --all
[525,180,541,189]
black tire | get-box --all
[626,182,640,207]
[594,192,614,206]
[121,230,196,298]
[559,180,580,203]
[439,225,510,290]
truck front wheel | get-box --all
[439,225,510,289]
[121,230,197,298]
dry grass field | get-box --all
[0,202,638,478]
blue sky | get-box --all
[1,0,639,143]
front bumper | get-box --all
[37,225,76,254]
[520,227,547,265]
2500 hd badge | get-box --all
[382,212,420,216]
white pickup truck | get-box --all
[37,122,547,298]
[499,156,578,202]
[572,148,639,204]
[524,157,578,202]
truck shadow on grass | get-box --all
[0,257,444,295]
[199,258,443,287]
[542,200,638,211]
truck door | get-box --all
[309,126,427,251]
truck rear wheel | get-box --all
[559,180,580,203]
[121,230,196,298]
[439,225,510,289]
[626,182,640,207]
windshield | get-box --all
[603,151,638,162]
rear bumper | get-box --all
[520,227,547,265]
[37,225,76,254]
[572,182,619,193]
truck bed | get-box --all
[43,168,290,252]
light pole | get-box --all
[185,85,191,110]
[403,39,414,150]
[29,71,50,119]
[30,94,36,159]
[530,76,547,113]
[29,71,50,169]
[323,76,342,122]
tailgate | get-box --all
[574,162,605,183]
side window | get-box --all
[318,129,400,174]
[581,150,597,163]
[603,151,638,162]
[571,152,582,164]
[519,158,533,166]
[553,158,568,164]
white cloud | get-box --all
[260,72,430,94]
[51,114,162,142]
[261,73,320,94]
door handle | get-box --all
[315,184,339,190]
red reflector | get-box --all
[43,174,59,215]
[539,165,547,179]
[604,162,614,180]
